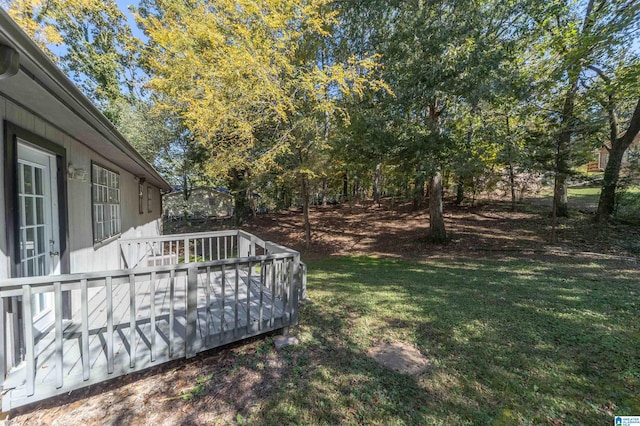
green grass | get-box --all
[252,256,640,425]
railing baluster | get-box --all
[54,281,63,388]
[288,259,295,324]
[0,298,5,390]
[231,234,235,257]
[186,266,198,359]
[129,274,136,369]
[234,263,239,337]
[22,285,35,396]
[208,237,213,262]
[246,261,252,333]
[204,267,211,346]
[292,256,300,324]
[259,260,264,331]
[169,269,175,357]
[217,237,220,260]
[224,237,228,259]
[220,264,226,343]
[184,237,190,263]
[282,260,288,314]
[150,271,156,362]
[81,279,90,381]
[106,276,114,374]
[270,259,276,328]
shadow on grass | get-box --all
[254,255,640,425]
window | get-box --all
[92,163,121,243]
[147,186,153,213]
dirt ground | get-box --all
[5,198,639,425]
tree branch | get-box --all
[620,98,640,147]
[586,64,610,83]
[586,64,619,142]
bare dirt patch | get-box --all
[367,341,431,375]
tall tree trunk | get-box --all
[596,145,626,219]
[413,169,425,210]
[505,115,517,211]
[554,81,577,218]
[553,1,597,218]
[425,98,447,240]
[455,180,464,205]
[321,178,327,207]
[508,164,516,211]
[182,173,191,222]
[373,163,381,206]
[342,173,348,203]
[301,175,311,248]
[596,98,640,221]
[429,171,447,242]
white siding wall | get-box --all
[0,97,164,277]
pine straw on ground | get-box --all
[6,199,639,425]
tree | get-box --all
[4,0,137,121]
[136,0,385,243]
[366,0,534,242]
[530,0,640,218]
[595,96,640,221]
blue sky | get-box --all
[116,0,146,42]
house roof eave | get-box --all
[0,8,172,192]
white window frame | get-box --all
[92,163,121,244]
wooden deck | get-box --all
[0,231,303,411]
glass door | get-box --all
[17,141,60,321]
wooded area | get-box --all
[4,0,639,243]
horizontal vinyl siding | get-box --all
[0,97,163,277]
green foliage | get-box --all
[6,0,138,119]
[6,0,640,228]
[179,373,213,401]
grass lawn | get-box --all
[254,256,640,425]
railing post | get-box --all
[186,266,198,358]
[300,262,307,301]
[129,274,136,369]
[81,279,90,380]
[291,256,300,325]
[106,276,114,374]
[238,232,249,258]
[54,281,63,389]
[0,298,5,387]
[22,285,35,397]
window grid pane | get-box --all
[92,165,121,243]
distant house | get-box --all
[163,187,234,219]
[596,133,640,171]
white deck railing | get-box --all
[0,230,304,411]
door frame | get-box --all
[3,121,70,367]
[4,121,69,278]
